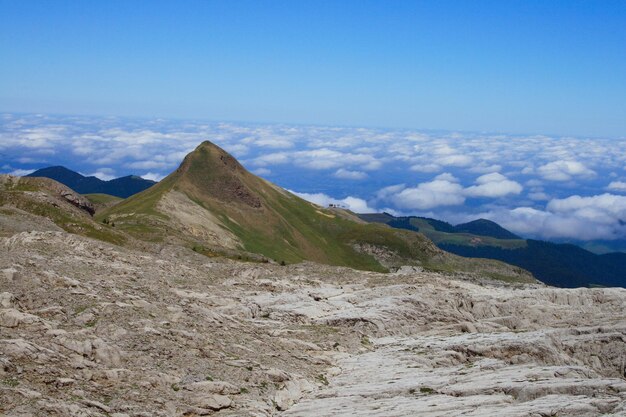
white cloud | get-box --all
[254,137,294,148]
[8,168,35,176]
[127,160,172,170]
[464,172,523,198]
[547,193,626,223]
[378,172,523,211]
[432,144,456,156]
[392,174,465,210]
[141,172,165,182]
[333,169,367,180]
[253,152,290,166]
[86,171,116,181]
[475,193,626,240]
[525,179,543,187]
[537,160,596,181]
[289,190,377,213]
[410,163,441,173]
[375,184,406,201]
[467,164,502,174]
[435,172,459,182]
[436,154,473,167]
[222,143,249,156]
[606,181,626,193]
[291,149,382,171]
[528,191,550,201]
[252,167,272,176]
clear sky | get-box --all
[1,0,625,137]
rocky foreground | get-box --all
[1,231,625,416]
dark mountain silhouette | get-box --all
[27,166,156,198]
[359,212,626,288]
[454,219,521,239]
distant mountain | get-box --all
[27,166,156,198]
[439,240,626,288]
[454,219,521,239]
[374,214,520,239]
[573,239,626,255]
[358,213,626,288]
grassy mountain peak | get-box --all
[175,140,263,208]
[97,141,534,282]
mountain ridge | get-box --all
[454,218,521,240]
[26,166,156,198]
[358,212,626,288]
[96,141,533,282]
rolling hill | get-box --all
[0,174,126,245]
[453,218,521,239]
[359,213,626,288]
[27,166,156,198]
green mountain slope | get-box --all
[359,213,626,288]
[84,193,123,213]
[0,175,126,245]
[98,141,533,282]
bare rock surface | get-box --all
[1,229,625,416]
[156,190,241,249]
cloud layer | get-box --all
[2,112,626,242]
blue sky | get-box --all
[1,0,625,137]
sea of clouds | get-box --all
[2,112,626,242]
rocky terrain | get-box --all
[2,228,625,416]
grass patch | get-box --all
[83,193,122,205]
[0,191,126,246]
[3,378,19,387]
[316,374,329,386]
[74,305,90,314]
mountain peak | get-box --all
[454,218,521,240]
[28,165,85,181]
[98,141,534,282]
[173,140,261,208]
[178,141,242,172]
